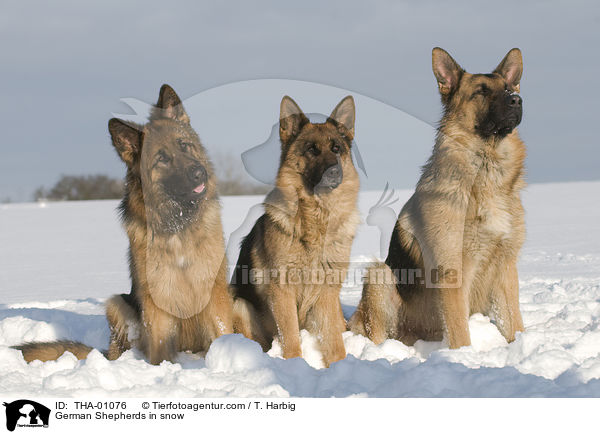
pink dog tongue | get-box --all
[193,183,205,194]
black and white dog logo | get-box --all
[3,400,50,431]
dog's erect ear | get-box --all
[432,47,464,96]
[279,96,309,148]
[156,84,190,123]
[328,95,355,140]
[494,48,523,93]
[108,118,143,165]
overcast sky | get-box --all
[1,0,598,201]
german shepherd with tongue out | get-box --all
[15,85,234,364]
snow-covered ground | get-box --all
[0,181,599,397]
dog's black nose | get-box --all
[321,164,343,188]
[506,93,522,107]
[326,165,341,179]
[187,164,206,183]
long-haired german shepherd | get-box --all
[15,85,234,364]
[231,95,360,367]
[350,48,526,349]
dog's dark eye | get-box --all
[331,143,341,153]
[157,151,171,164]
[307,144,321,156]
[178,140,192,152]
[472,85,490,98]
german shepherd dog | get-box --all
[231,96,360,367]
[349,48,526,349]
[15,85,234,364]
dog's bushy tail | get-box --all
[232,297,270,352]
[14,294,139,363]
[12,340,99,362]
[348,261,402,344]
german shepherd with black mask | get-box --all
[231,96,360,367]
[350,48,526,349]
[15,85,234,364]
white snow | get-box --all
[0,181,599,397]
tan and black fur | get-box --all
[350,48,526,349]
[231,96,360,367]
[15,85,234,364]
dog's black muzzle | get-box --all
[504,92,523,127]
[479,92,523,137]
[163,163,208,202]
[317,163,343,190]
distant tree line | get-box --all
[33,152,270,201]
[34,175,124,201]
